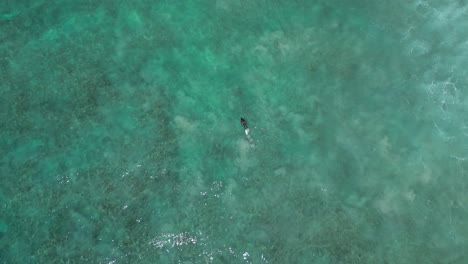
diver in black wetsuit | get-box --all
[240,117,249,136]
[240,117,248,129]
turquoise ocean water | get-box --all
[1,1,468,263]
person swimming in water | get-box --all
[240,117,249,136]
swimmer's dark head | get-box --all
[240,117,248,129]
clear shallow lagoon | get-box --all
[1,1,468,263]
